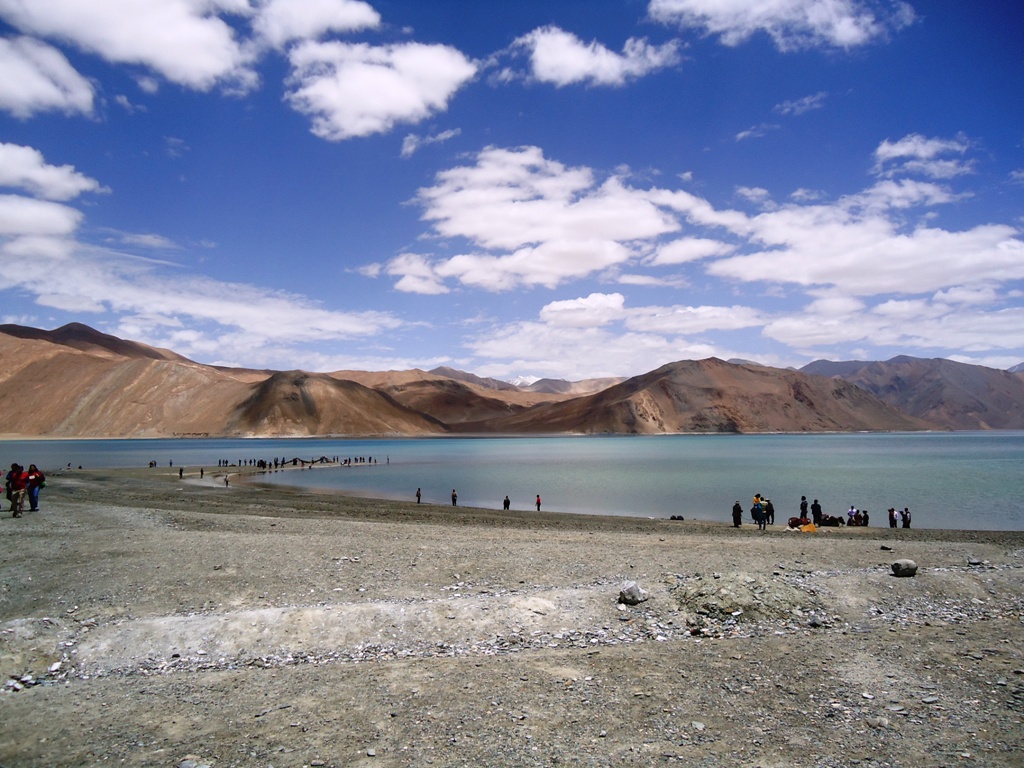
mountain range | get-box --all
[0,323,1022,438]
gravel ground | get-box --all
[1,466,1022,767]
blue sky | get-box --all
[0,0,1022,381]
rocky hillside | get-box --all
[802,356,1024,430]
[1,323,1021,437]
[453,358,928,434]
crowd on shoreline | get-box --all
[732,494,913,532]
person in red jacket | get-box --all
[6,463,28,517]
[26,464,45,512]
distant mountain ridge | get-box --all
[454,358,927,434]
[0,322,187,362]
[801,356,1024,430]
[0,323,1021,437]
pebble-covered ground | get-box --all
[1,467,1022,767]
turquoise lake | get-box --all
[4,432,1023,531]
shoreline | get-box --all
[56,465,1024,540]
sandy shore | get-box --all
[1,466,1022,767]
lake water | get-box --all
[4,432,1023,531]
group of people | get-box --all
[736,493,776,530]
[5,463,44,517]
[732,494,914,531]
[888,507,912,528]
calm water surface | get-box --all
[4,432,1022,530]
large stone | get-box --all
[891,559,918,577]
[618,581,649,605]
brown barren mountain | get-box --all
[228,371,445,436]
[802,355,1024,430]
[0,321,187,362]
[4,324,1020,437]
[0,328,442,438]
[524,376,626,396]
[331,369,567,424]
[456,358,928,434]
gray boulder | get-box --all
[890,559,918,577]
[618,581,649,605]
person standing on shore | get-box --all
[26,464,44,512]
[888,508,897,528]
[811,499,822,526]
[732,501,743,528]
[765,499,775,525]
[503,495,510,511]
[799,496,808,519]
[416,487,421,503]
[451,489,457,506]
[902,507,911,528]
[536,494,541,512]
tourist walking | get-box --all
[6,464,27,517]
[26,464,44,512]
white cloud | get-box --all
[405,143,1024,347]
[466,320,707,380]
[164,137,190,159]
[110,232,181,250]
[712,210,1024,297]
[286,40,477,140]
[400,128,461,158]
[253,0,380,49]
[736,186,772,204]
[649,0,915,51]
[875,133,968,163]
[398,146,687,291]
[0,143,104,200]
[539,292,627,327]
[873,133,973,178]
[650,237,734,265]
[0,36,95,117]
[0,195,83,236]
[763,292,1024,354]
[512,25,680,87]
[735,123,777,141]
[465,294,763,379]
[114,94,145,113]
[0,236,405,353]
[435,239,636,291]
[625,303,764,334]
[419,147,679,250]
[0,0,257,91]
[774,91,827,115]
[386,253,449,294]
